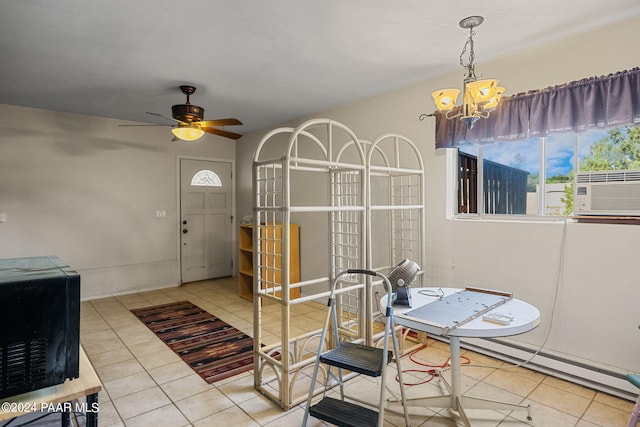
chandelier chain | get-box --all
[459,27,477,79]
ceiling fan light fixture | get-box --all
[171,125,204,141]
[134,86,242,141]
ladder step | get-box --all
[320,342,391,377]
[309,397,378,427]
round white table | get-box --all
[383,287,541,426]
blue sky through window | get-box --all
[461,129,609,179]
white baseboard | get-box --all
[429,335,637,402]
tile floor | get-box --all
[17,277,636,426]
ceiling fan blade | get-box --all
[145,111,188,125]
[119,124,172,127]
[196,118,243,127]
[202,127,242,140]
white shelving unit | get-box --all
[251,118,425,410]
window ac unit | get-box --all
[574,170,640,215]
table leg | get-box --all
[449,336,462,412]
[388,335,532,426]
[86,393,98,427]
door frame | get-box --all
[176,155,236,284]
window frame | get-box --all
[448,135,579,222]
[190,169,223,187]
[449,126,640,223]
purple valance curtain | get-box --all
[435,67,640,148]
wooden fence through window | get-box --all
[458,152,529,214]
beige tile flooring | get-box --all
[38,277,639,426]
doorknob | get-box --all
[182,229,188,234]
[182,220,187,225]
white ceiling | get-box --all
[1,1,639,136]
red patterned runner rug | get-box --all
[131,300,254,383]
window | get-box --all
[191,170,222,187]
[454,124,639,217]
[438,68,640,218]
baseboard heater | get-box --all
[426,334,636,401]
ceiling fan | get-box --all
[123,85,243,141]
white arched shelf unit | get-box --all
[251,118,425,410]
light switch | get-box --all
[0,212,6,223]
[155,210,166,218]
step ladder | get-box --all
[302,269,409,427]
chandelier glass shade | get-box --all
[432,16,505,129]
[171,124,205,141]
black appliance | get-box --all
[0,256,80,398]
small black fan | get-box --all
[386,259,420,307]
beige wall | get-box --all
[236,16,640,382]
[0,104,236,299]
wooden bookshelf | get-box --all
[238,223,301,301]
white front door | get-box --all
[180,159,233,283]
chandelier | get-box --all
[431,16,505,129]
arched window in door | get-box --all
[191,169,222,187]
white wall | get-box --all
[0,104,236,299]
[236,16,640,384]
